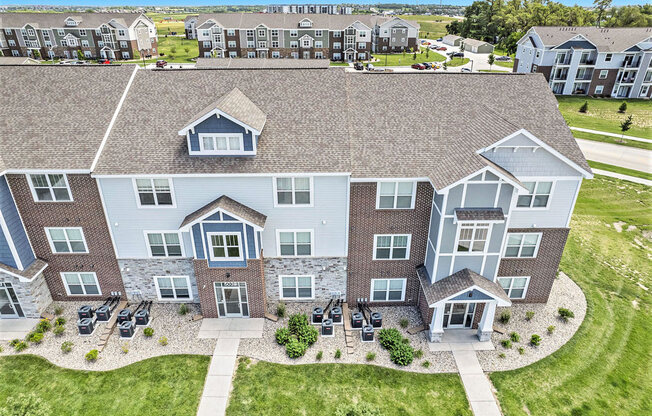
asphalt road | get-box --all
[576,139,652,173]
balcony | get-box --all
[622,59,641,69]
[578,59,595,66]
[554,57,572,66]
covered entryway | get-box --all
[0,283,23,319]
[214,282,249,318]
[443,302,475,328]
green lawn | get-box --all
[368,50,446,67]
[397,14,458,39]
[573,130,652,151]
[587,160,652,181]
[556,96,652,138]
[156,35,198,63]
[494,60,514,69]
[447,57,470,67]
[493,48,516,59]
[227,358,471,415]
[0,354,210,415]
[491,176,652,416]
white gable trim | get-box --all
[178,108,263,136]
[439,165,529,193]
[430,284,512,307]
[179,206,264,232]
[0,263,48,283]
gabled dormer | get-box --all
[178,88,266,157]
[65,16,81,27]
[299,18,313,28]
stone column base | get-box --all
[477,329,493,342]
[428,330,444,343]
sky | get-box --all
[1,0,646,8]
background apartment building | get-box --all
[266,4,353,14]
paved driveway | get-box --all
[576,139,652,173]
[421,39,512,72]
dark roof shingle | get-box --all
[417,266,511,306]
[454,208,505,222]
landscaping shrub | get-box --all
[334,349,342,359]
[61,341,73,353]
[285,337,307,358]
[275,327,291,345]
[334,402,381,416]
[619,101,627,113]
[0,346,3,353]
[499,309,511,324]
[525,311,535,321]
[558,307,575,322]
[276,302,286,318]
[159,336,168,346]
[366,352,376,361]
[530,334,541,346]
[296,324,318,346]
[54,305,64,315]
[121,343,129,354]
[399,318,409,328]
[579,101,588,113]
[36,319,52,333]
[414,349,423,359]
[14,341,28,352]
[53,324,65,337]
[378,328,402,350]
[9,339,20,347]
[0,392,50,416]
[389,342,414,366]
[401,337,410,344]
[143,327,154,337]
[288,313,309,334]
[501,339,512,349]
[547,325,556,334]
[85,349,99,362]
[422,360,430,368]
[316,350,323,360]
[178,303,189,315]
[518,346,525,355]
[509,332,520,343]
[55,317,66,326]
[28,332,44,344]
[499,353,506,359]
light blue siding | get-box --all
[465,183,497,207]
[483,255,500,279]
[246,224,256,259]
[203,222,247,268]
[435,256,452,281]
[488,223,505,252]
[451,289,493,301]
[189,114,254,154]
[192,224,204,258]
[0,176,34,269]
[510,179,580,228]
[453,256,483,275]
[0,227,16,269]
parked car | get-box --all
[495,55,511,61]
[99,59,111,65]
[365,63,375,71]
[461,68,472,73]
[354,62,364,71]
[451,52,465,58]
[411,63,426,70]
[156,60,168,68]
[422,63,432,69]
[437,46,447,51]
[170,31,177,35]
[436,37,443,41]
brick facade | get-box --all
[7,174,125,301]
[347,181,433,306]
[498,228,569,303]
[588,68,618,97]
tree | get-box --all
[460,43,465,53]
[579,101,588,113]
[32,49,40,59]
[488,53,495,71]
[425,48,430,59]
[593,0,613,27]
[443,61,448,71]
[413,52,417,60]
[618,101,627,113]
[619,115,633,143]
[77,50,84,60]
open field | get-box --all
[368,49,446,66]
[398,14,457,39]
[157,35,198,63]
[492,176,652,415]
[557,97,652,138]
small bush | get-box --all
[285,337,307,358]
[558,308,575,322]
[579,101,588,113]
[518,346,525,355]
[296,324,318,346]
[9,339,20,347]
[159,336,168,346]
[414,349,423,359]
[389,342,414,366]
[121,343,129,354]
[499,353,506,358]
[54,305,64,315]
[61,341,73,353]
[399,318,409,328]
[275,327,291,345]
[178,303,189,315]
[530,334,541,346]
[53,324,65,337]
[334,402,381,416]
[288,313,310,334]
[143,327,154,337]
[501,339,512,349]
[316,350,323,360]
[0,346,3,353]
[0,392,51,416]
[525,311,535,321]
[401,337,410,344]
[14,341,28,352]
[276,302,286,318]
[366,352,376,361]
[547,325,556,334]
[422,360,430,368]
[55,316,66,326]
[499,309,511,324]
[619,101,627,113]
[28,332,44,344]
[509,332,520,343]
[378,328,402,350]
[334,349,342,359]
[85,349,99,362]
[36,319,52,333]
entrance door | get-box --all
[303,51,310,59]
[0,287,18,319]
[224,287,242,316]
[214,282,250,318]
[443,302,475,328]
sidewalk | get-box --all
[197,338,240,416]
[576,139,651,172]
[453,350,502,416]
[592,169,652,186]
[570,127,652,144]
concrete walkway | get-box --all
[197,318,264,339]
[576,139,651,172]
[453,350,502,416]
[0,319,39,340]
[570,127,652,144]
[428,329,494,352]
[592,169,652,186]
[197,338,240,416]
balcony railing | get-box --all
[554,57,572,65]
[622,60,641,68]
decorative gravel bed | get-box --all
[478,272,586,371]
[0,301,215,371]
[238,304,457,373]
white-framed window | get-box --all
[28,174,72,202]
[68,38,78,47]
[146,231,184,257]
[498,276,530,299]
[291,52,299,59]
[359,31,367,38]
[271,40,279,48]
[203,41,211,48]
[120,41,128,48]
[121,51,130,59]
[333,42,341,49]
[208,232,243,261]
[57,29,65,36]
[376,181,415,209]
[155,276,191,300]
[333,31,341,38]
[290,41,298,48]
[358,42,366,49]
[605,53,612,62]
[61,40,68,47]
[84,50,91,58]
[198,133,244,154]
[315,30,322,37]
[8,40,16,47]
[27,28,35,36]
[118,29,126,37]
[279,275,314,299]
[290,30,298,37]
[95,29,101,36]
[302,39,311,47]
[516,181,553,208]
[271,29,279,37]
[315,51,323,59]
[456,223,490,253]
[228,40,236,48]
[246,30,254,37]
[504,233,541,258]
[79,29,86,36]
[229,51,237,58]
[258,29,266,37]
[599,70,608,79]
[202,30,210,37]
[11,50,19,56]
[277,230,313,257]
[133,178,175,207]
[359,52,366,60]
[315,41,323,48]
[371,278,406,302]
[374,234,411,260]
[227,29,235,36]
[46,227,88,254]
[300,20,311,28]
[98,41,104,47]
[81,40,89,47]
[640,85,649,97]
[247,51,256,58]
[595,85,604,94]
[4,29,11,35]
[272,51,280,58]
[274,177,312,206]
[247,40,255,48]
[44,41,53,47]
[61,272,100,296]
[258,41,266,48]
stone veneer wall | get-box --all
[117,258,199,302]
[0,271,52,318]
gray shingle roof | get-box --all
[0,12,145,29]
[417,266,511,306]
[443,34,463,41]
[183,87,267,133]
[0,57,39,65]
[195,58,331,69]
[0,65,136,172]
[196,13,397,30]
[180,195,267,229]
[454,208,505,222]
[93,69,590,189]
[462,38,490,47]
[532,26,652,53]
[0,258,48,281]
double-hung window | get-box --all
[271,29,279,37]
[374,235,410,260]
[377,181,415,209]
[456,223,489,253]
[280,275,313,299]
[498,276,530,299]
[504,233,540,258]
[315,41,322,48]
[29,174,72,201]
[290,30,298,37]
[258,29,265,37]
[228,40,236,48]
[290,41,298,48]
[315,30,322,37]
[302,39,311,47]
[209,233,243,261]
[58,29,65,36]
[371,278,405,302]
[146,232,183,257]
[199,133,243,153]
[278,230,313,257]
[79,29,86,36]
[227,29,235,36]
[134,178,174,207]
[246,30,254,37]
[46,227,88,253]
[275,177,312,206]
[517,181,552,208]
[155,276,191,300]
[118,29,126,37]
[61,272,100,295]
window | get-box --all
[605,53,612,62]
[146,232,183,257]
[155,276,191,300]
[300,20,311,27]
[333,31,341,38]
[79,29,86,36]
[134,178,174,207]
[29,174,72,201]
[46,228,88,253]
[504,233,540,258]
[456,223,489,253]
[272,51,280,58]
[229,51,237,58]
[208,232,243,261]
[120,41,127,48]
[595,85,604,94]
[290,30,298,37]
[498,276,530,299]
[118,29,126,37]
[228,40,236,48]
[121,52,130,59]
[11,50,19,56]
[599,70,608,79]
[291,52,299,59]
[4,29,11,35]
[247,51,256,58]
[61,272,100,295]
[374,235,410,260]
[641,85,650,97]
[227,29,235,36]
[27,29,35,36]
[315,41,322,48]
[358,42,366,49]
[81,40,89,47]
[315,51,323,59]
[333,42,341,49]
[271,29,279,37]
[258,29,266,37]
[274,177,312,206]
[315,30,322,37]
[271,40,279,48]
[202,30,210,37]
[371,278,405,302]
[202,41,211,48]
[199,133,243,153]
[58,29,65,36]
[84,50,91,58]
[98,41,104,47]
[359,53,366,60]
[302,39,311,47]
[517,181,552,208]
[278,230,313,257]
[8,40,16,46]
[290,41,298,48]
[95,29,101,36]
[376,181,415,209]
[359,31,367,38]
[247,40,255,48]
[258,41,266,48]
[280,275,314,299]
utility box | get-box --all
[312,307,324,324]
[321,319,334,337]
[77,305,93,320]
[96,305,111,322]
[135,309,150,326]
[371,312,383,328]
[330,306,342,324]
[77,318,94,336]
[117,308,132,324]
[351,312,363,329]
[361,325,374,342]
[119,321,135,339]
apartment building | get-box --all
[514,26,652,98]
[0,66,591,342]
[0,12,157,60]
[188,13,418,60]
[266,4,353,15]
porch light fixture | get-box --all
[226,272,231,279]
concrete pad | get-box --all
[449,343,476,351]
[460,374,495,402]
[197,330,221,339]
[218,330,242,339]
[200,319,231,331]
[428,342,451,352]
[452,350,483,375]
[238,330,263,339]
[209,355,236,376]
[227,318,264,331]
[470,400,502,416]
[197,396,227,416]
[214,338,240,356]
[472,341,495,351]
[203,375,232,397]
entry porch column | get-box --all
[428,303,445,342]
[477,300,496,341]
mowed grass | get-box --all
[572,130,652,151]
[493,60,514,69]
[157,35,198,63]
[398,14,458,39]
[0,354,210,415]
[557,96,652,138]
[491,176,652,416]
[369,49,446,66]
[227,359,471,415]
[587,160,652,181]
[447,57,470,67]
